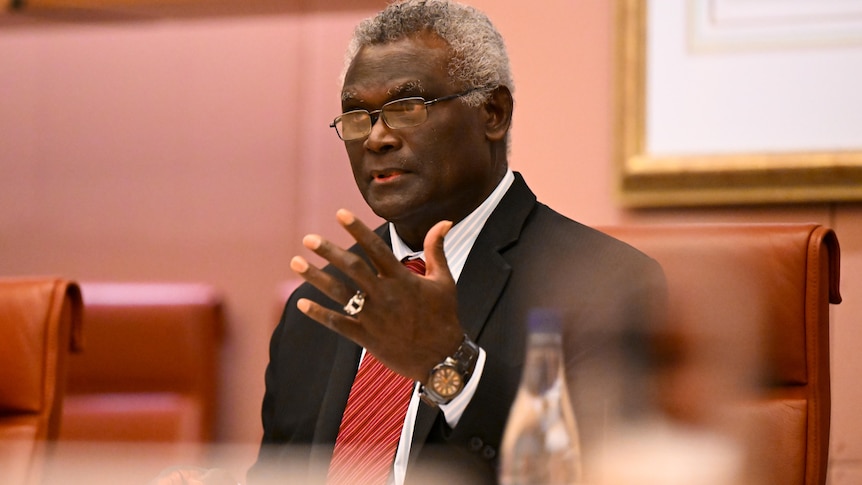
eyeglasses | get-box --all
[330,88,481,141]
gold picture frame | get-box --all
[614,0,862,207]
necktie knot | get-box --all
[402,257,426,275]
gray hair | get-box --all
[342,0,514,107]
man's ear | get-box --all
[483,85,513,142]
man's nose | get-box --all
[364,114,400,152]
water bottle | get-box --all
[499,308,582,485]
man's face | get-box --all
[340,33,502,241]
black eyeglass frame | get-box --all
[329,87,484,141]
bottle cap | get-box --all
[527,308,562,334]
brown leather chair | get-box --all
[0,277,83,485]
[59,282,224,443]
[600,223,840,485]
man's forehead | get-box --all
[341,35,452,100]
[341,79,426,102]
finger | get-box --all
[290,255,356,306]
[297,297,366,343]
[336,208,403,276]
[302,233,378,289]
[423,220,454,281]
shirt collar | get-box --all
[389,169,514,282]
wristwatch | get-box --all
[419,334,480,407]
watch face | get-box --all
[431,366,463,398]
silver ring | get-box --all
[343,291,366,316]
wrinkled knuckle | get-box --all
[322,307,339,322]
[344,256,367,274]
[323,311,341,328]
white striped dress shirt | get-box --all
[385,169,515,485]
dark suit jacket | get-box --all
[249,172,666,484]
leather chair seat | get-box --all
[60,283,224,443]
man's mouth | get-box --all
[371,169,407,183]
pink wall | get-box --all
[1,1,860,482]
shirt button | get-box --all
[468,437,484,452]
[481,445,497,460]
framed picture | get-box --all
[614,0,862,207]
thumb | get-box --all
[423,220,453,280]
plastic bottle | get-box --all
[499,308,582,485]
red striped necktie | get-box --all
[326,258,426,485]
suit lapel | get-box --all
[409,172,537,462]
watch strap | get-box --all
[419,334,479,407]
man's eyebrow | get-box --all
[341,91,360,103]
[387,80,424,97]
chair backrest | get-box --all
[600,223,840,485]
[60,282,224,443]
[0,277,83,484]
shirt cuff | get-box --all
[439,346,486,428]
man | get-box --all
[251,1,665,484]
